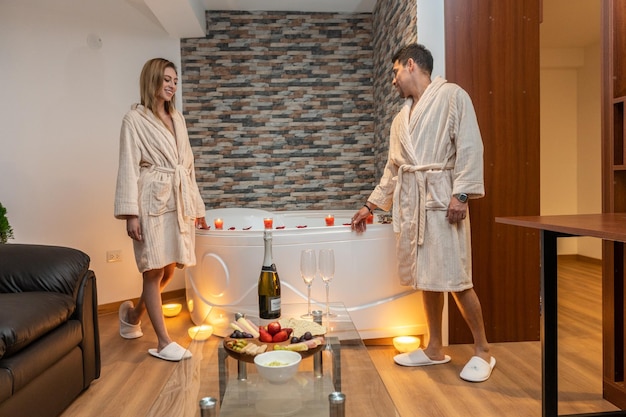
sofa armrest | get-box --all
[74,269,101,386]
[0,244,90,298]
[0,243,101,385]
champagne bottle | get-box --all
[258,228,281,319]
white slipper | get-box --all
[460,356,496,382]
[393,348,451,367]
[148,342,192,362]
[119,301,143,339]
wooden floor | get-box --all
[61,256,621,417]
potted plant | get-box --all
[0,202,14,244]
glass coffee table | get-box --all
[147,303,398,417]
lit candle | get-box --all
[393,336,421,353]
[366,213,374,224]
[325,214,335,226]
[206,311,230,336]
[263,217,273,229]
[162,303,182,317]
[214,218,223,229]
[188,324,214,341]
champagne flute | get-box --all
[318,248,336,318]
[300,249,317,319]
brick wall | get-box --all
[372,0,418,180]
[182,2,416,211]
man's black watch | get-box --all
[455,193,469,203]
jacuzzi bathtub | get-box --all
[185,208,428,339]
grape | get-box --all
[291,337,299,344]
[303,331,312,340]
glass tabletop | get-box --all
[147,303,399,417]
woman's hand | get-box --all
[126,216,142,241]
[195,217,209,229]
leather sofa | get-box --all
[0,244,101,417]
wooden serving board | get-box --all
[223,337,325,363]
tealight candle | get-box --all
[188,324,214,341]
[162,303,182,317]
[263,217,273,229]
[206,311,230,337]
[393,336,421,353]
[325,214,335,226]
[214,218,223,229]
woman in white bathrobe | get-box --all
[114,58,208,361]
[352,44,495,382]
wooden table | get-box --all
[496,214,626,417]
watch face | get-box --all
[458,193,468,203]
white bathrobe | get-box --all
[114,104,206,273]
[368,77,484,291]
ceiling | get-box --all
[200,0,601,48]
[125,0,604,48]
[202,0,376,13]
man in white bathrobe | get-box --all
[351,43,495,382]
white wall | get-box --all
[540,45,602,258]
[0,0,184,304]
[416,0,445,78]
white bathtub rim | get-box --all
[186,266,419,314]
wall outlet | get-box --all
[106,250,122,263]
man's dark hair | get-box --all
[392,43,433,75]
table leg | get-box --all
[218,344,228,405]
[329,337,342,392]
[541,230,560,417]
[314,350,323,378]
[237,360,247,380]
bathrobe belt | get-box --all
[393,162,455,246]
[154,165,195,234]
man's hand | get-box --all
[446,196,468,224]
[351,206,370,232]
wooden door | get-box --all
[601,0,626,408]
[444,0,542,343]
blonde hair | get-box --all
[139,58,177,116]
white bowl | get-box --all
[253,350,302,384]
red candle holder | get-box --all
[325,215,335,226]
[214,218,223,230]
[366,213,374,224]
[263,218,273,229]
